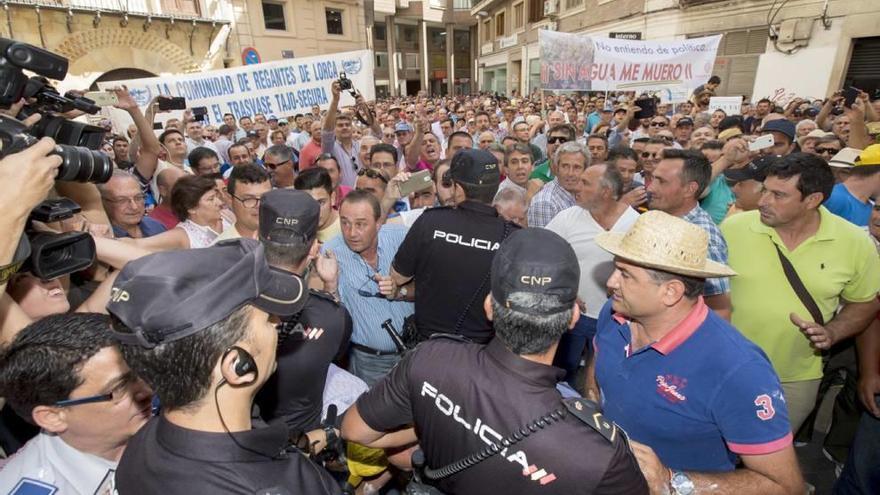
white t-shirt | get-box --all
[0,432,117,495]
[545,206,640,318]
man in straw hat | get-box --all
[590,210,805,495]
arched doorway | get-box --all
[89,68,158,91]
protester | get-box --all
[592,211,804,494]
[492,187,528,227]
[822,144,880,226]
[99,170,166,238]
[263,144,297,188]
[528,141,589,228]
[214,164,272,242]
[294,167,342,243]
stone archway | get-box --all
[89,68,158,91]
[53,28,203,89]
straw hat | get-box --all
[596,211,736,278]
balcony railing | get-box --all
[454,0,473,9]
[5,0,222,20]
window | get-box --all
[375,52,388,68]
[402,26,417,43]
[325,8,343,35]
[528,0,544,22]
[513,2,524,28]
[405,53,418,69]
[261,1,286,31]
[482,19,491,42]
[495,11,505,37]
[565,0,583,8]
[374,25,386,41]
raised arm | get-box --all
[114,89,162,181]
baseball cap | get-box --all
[395,122,413,133]
[491,229,579,315]
[108,239,307,348]
[762,119,796,141]
[676,117,695,127]
[724,155,779,183]
[449,148,501,186]
[278,118,289,125]
[247,130,259,138]
[855,144,880,168]
[828,148,860,168]
[259,189,320,244]
[268,114,278,121]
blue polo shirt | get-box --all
[824,182,872,226]
[112,217,167,238]
[594,298,792,472]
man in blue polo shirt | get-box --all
[590,211,804,494]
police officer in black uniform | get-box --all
[108,240,342,495]
[342,229,649,495]
[389,148,518,344]
[254,189,353,433]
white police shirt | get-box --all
[0,432,116,495]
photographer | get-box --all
[323,81,362,188]
[111,88,164,205]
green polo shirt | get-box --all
[721,207,880,382]
[529,159,553,183]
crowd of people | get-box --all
[0,73,879,495]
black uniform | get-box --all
[356,338,648,495]
[257,290,352,432]
[392,201,518,343]
[115,416,342,495]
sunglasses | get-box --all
[641,152,662,159]
[547,136,569,144]
[815,147,839,155]
[357,168,389,183]
[264,159,291,170]
[650,121,668,128]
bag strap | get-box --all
[451,221,513,333]
[773,243,825,326]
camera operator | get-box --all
[342,229,648,494]
[387,149,518,344]
[0,313,153,494]
[108,240,341,494]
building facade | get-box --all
[472,0,880,100]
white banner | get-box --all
[709,96,743,115]
[98,49,375,126]
[539,31,722,91]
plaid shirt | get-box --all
[683,205,730,296]
[528,179,577,228]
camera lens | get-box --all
[52,144,113,183]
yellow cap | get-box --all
[855,144,880,167]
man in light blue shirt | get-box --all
[323,190,414,386]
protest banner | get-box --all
[539,31,721,92]
[98,49,374,126]
[709,96,743,115]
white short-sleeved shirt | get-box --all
[0,432,117,495]
[545,206,640,318]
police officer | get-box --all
[342,228,649,495]
[388,148,519,344]
[254,189,354,432]
[108,240,342,494]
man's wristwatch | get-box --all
[397,286,408,299]
[669,470,695,495]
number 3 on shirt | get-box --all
[754,394,776,421]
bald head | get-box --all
[156,166,186,199]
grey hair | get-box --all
[491,292,574,355]
[492,187,527,209]
[597,163,624,201]
[97,169,139,196]
[554,141,591,167]
[795,119,816,132]
[264,144,293,162]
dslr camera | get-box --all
[19,198,96,281]
[337,72,357,97]
[0,37,112,183]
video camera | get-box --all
[0,37,112,183]
[19,198,96,281]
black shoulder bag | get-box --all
[773,243,825,325]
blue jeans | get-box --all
[833,411,880,494]
[553,315,597,387]
[348,347,402,387]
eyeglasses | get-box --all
[641,152,662,160]
[650,121,668,128]
[54,372,137,408]
[815,147,839,155]
[230,193,263,208]
[104,194,146,205]
[547,136,569,144]
[264,159,291,170]
[357,276,384,298]
[357,168,389,183]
